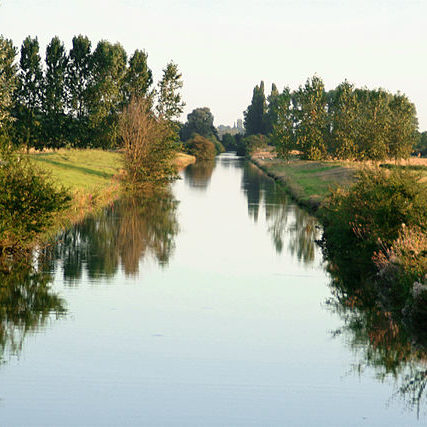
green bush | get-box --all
[0,152,70,253]
[186,134,216,160]
[321,167,427,304]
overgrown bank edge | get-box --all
[250,153,427,334]
[0,149,195,256]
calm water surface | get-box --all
[0,154,425,426]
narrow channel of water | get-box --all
[0,153,425,426]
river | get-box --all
[0,153,425,426]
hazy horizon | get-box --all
[1,0,426,130]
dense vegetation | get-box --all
[243,76,420,161]
[0,34,183,151]
[180,107,224,157]
[0,150,70,254]
[320,168,427,327]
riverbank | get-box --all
[249,149,427,337]
[250,151,356,210]
[29,149,195,247]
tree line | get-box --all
[0,34,183,150]
[243,76,420,161]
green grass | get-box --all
[263,159,355,205]
[29,149,122,192]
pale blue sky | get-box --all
[1,0,426,129]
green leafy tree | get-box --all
[185,133,216,160]
[355,89,391,161]
[0,37,17,136]
[271,87,294,160]
[156,61,184,123]
[293,76,328,160]
[265,83,280,135]
[244,81,267,135]
[180,107,218,141]
[328,81,359,159]
[14,36,44,150]
[388,93,418,161]
[88,40,127,148]
[43,36,68,148]
[123,49,153,102]
[66,35,92,146]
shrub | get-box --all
[321,167,427,305]
[119,97,178,185]
[186,133,216,160]
[0,152,70,253]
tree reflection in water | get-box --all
[242,162,321,264]
[0,259,65,362]
[184,160,216,192]
[44,187,179,282]
[327,276,427,418]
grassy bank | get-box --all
[251,149,427,210]
[28,149,195,242]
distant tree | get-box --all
[222,133,236,151]
[415,131,427,157]
[0,36,17,138]
[265,83,280,135]
[244,81,267,135]
[186,133,216,160]
[328,81,359,159]
[293,76,328,160]
[43,36,68,148]
[123,49,153,103]
[387,93,418,160]
[13,36,44,150]
[156,61,184,123]
[271,87,294,160]
[180,107,218,141]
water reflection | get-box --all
[184,160,216,191]
[327,272,427,418]
[0,259,65,362]
[44,188,179,282]
[242,162,321,264]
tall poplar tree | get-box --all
[328,80,359,159]
[265,83,280,135]
[387,93,418,160]
[271,87,294,160]
[43,36,68,148]
[0,36,17,138]
[244,81,267,135]
[293,76,328,160]
[14,36,44,150]
[89,40,127,147]
[123,49,153,102]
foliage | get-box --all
[244,75,420,162]
[293,76,329,160]
[156,61,185,123]
[119,97,178,185]
[180,107,218,141]
[0,150,71,253]
[321,168,427,305]
[271,87,294,160]
[185,133,217,160]
[244,81,267,136]
[0,36,17,134]
[243,134,269,155]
